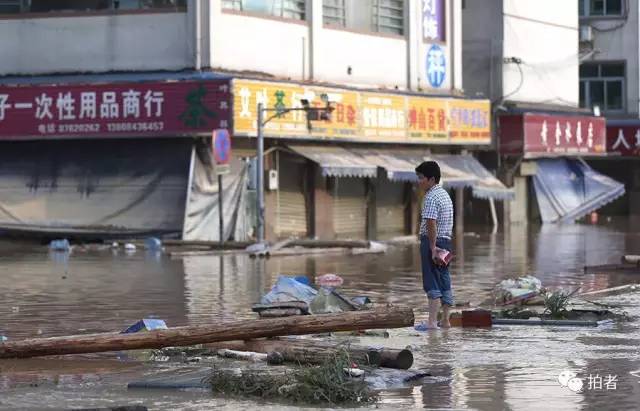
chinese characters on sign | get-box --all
[407,97,447,140]
[361,93,406,139]
[426,44,447,88]
[449,100,490,139]
[235,81,359,139]
[0,80,231,140]
[232,79,491,144]
[558,370,618,393]
[422,0,445,42]
[523,114,606,155]
[607,125,640,156]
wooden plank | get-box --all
[0,307,415,359]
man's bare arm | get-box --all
[427,218,438,253]
[427,218,444,265]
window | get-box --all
[322,0,405,35]
[580,0,624,17]
[223,0,307,20]
[323,0,345,27]
[580,62,625,111]
[0,0,185,14]
[373,0,404,34]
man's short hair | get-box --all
[415,161,441,183]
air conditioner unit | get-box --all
[580,25,593,42]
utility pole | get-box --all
[255,97,333,243]
[256,103,265,243]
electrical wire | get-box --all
[497,62,524,103]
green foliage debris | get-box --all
[203,349,377,405]
[543,290,572,319]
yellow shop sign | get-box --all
[232,79,490,144]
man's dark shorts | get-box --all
[420,236,454,306]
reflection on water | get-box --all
[0,221,640,410]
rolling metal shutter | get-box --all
[275,156,308,238]
[333,177,367,239]
[376,177,406,239]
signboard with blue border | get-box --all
[426,44,446,88]
[212,128,231,175]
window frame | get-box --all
[0,0,186,18]
[322,0,405,38]
[322,0,345,28]
[579,0,625,19]
[222,0,307,23]
[579,62,626,113]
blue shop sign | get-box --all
[426,44,446,88]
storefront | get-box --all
[603,120,640,223]
[231,78,513,241]
[0,73,236,239]
[499,112,625,224]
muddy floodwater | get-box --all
[1,221,640,410]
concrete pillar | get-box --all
[404,183,415,235]
[264,152,277,241]
[366,177,377,241]
[407,0,419,90]
[312,167,334,240]
[452,0,463,91]
[508,176,528,225]
[455,187,464,238]
[630,163,640,227]
[207,0,221,68]
[308,0,323,81]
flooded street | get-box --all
[1,221,640,410]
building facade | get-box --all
[579,0,640,224]
[0,0,512,241]
[464,0,627,226]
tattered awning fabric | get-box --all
[0,139,191,236]
[435,154,515,200]
[288,144,513,201]
[288,145,377,178]
[533,158,625,223]
[182,144,251,242]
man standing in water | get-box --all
[416,161,454,329]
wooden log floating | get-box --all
[208,339,382,367]
[289,239,370,249]
[0,307,414,359]
[622,255,640,265]
[207,337,414,369]
[492,318,600,327]
[217,349,268,362]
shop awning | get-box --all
[533,158,625,223]
[288,144,514,201]
[346,148,513,200]
[434,154,515,200]
[288,145,377,178]
[346,148,478,188]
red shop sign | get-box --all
[523,113,606,156]
[607,124,640,156]
[0,79,231,140]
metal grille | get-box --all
[373,0,404,35]
[333,177,367,240]
[323,0,345,27]
[376,178,406,239]
[223,0,306,20]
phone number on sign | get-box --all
[106,122,165,132]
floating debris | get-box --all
[203,350,376,405]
